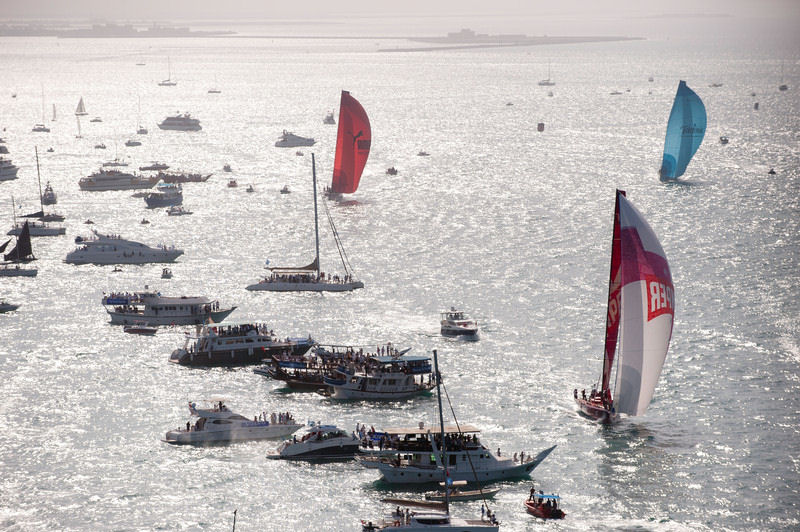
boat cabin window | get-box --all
[211,419,232,424]
[449,455,457,466]
[416,518,449,525]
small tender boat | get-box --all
[386,167,398,175]
[46,147,54,153]
[267,423,360,460]
[140,218,149,224]
[524,494,565,520]
[123,322,157,335]
[165,401,303,445]
[112,266,123,272]
[90,117,102,123]
[166,206,192,216]
[440,308,478,337]
[85,219,94,224]
[125,139,142,147]
[32,124,50,132]
[280,185,290,194]
[323,111,336,124]
[720,136,729,145]
[417,151,430,156]
[246,184,255,193]
[223,164,232,172]
[161,267,172,279]
[227,179,237,188]
[425,481,500,502]
[94,143,106,149]
[295,150,304,156]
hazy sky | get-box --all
[2,0,799,21]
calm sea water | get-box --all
[0,17,798,531]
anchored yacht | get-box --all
[158,113,202,131]
[165,401,303,444]
[79,169,158,191]
[102,290,235,326]
[267,423,360,460]
[274,130,315,147]
[66,231,183,265]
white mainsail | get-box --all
[612,194,674,416]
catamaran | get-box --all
[574,190,674,422]
[245,153,364,292]
[324,90,371,199]
[659,80,706,181]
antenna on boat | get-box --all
[231,509,237,532]
[311,153,321,279]
[35,147,44,212]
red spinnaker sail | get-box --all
[601,190,625,392]
[331,90,371,194]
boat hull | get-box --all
[246,280,364,292]
[7,226,65,237]
[575,397,615,423]
[441,326,478,337]
[170,340,313,367]
[0,267,37,277]
[425,487,501,501]
[328,384,434,401]
[66,250,183,265]
[267,442,361,460]
[165,422,302,444]
[107,307,235,326]
[524,500,565,519]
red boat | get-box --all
[524,495,565,520]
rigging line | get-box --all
[320,193,356,277]
[440,378,493,511]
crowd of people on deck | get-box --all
[258,271,355,285]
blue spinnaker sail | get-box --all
[659,80,706,180]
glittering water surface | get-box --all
[0,21,798,532]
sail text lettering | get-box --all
[646,276,674,320]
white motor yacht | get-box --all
[323,352,434,400]
[165,402,303,444]
[79,169,158,191]
[66,231,183,265]
[7,221,65,237]
[359,422,556,485]
[440,308,478,337]
[166,206,192,216]
[168,321,313,367]
[0,158,19,181]
[101,290,236,326]
[158,113,202,131]
[267,423,360,460]
[361,508,497,532]
[144,183,182,208]
[274,130,315,147]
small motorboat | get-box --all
[441,307,479,337]
[223,164,232,172]
[125,139,142,147]
[295,150,304,156]
[425,481,500,502]
[547,91,554,97]
[90,117,103,123]
[46,147,54,153]
[610,90,623,95]
[506,102,513,106]
[720,136,729,145]
[140,218,150,224]
[524,493,565,520]
[246,184,255,193]
[323,111,335,125]
[0,300,20,313]
[161,267,172,279]
[84,219,94,224]
[167,206,192,216]
[768,168,776,175]
[386,167,398,176]
[227,179,237,188]
[123,322,158,335]
[94,143,106,149]
[417,151,430,156]
[111,266,123,273]
[267,423,361,460]
[280,185,291,194]
[709,83,723,88]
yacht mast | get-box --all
[433,349,450,515]
[35,147,44,212]
[311,153,321,279]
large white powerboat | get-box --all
[66,231,183,265]
[102,290,236,326]
[267,423,361,460]
[440,308,478,337]
[79,169,158,191]
[7,221,65,237]
[168,321,314,367]
[274,130,315,147]
[165,401,303,444]
[0,158,19,181]
[158,113,201,131]
[323,352,434,400]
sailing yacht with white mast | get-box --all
[359,350,500,531]
[537,63,555,86]
[32,86,50,132]
[8,149,65,237]
[158,57,177,86]
[574,190,674,422]
[246,153,363,292]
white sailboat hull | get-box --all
[246,280,363,292]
